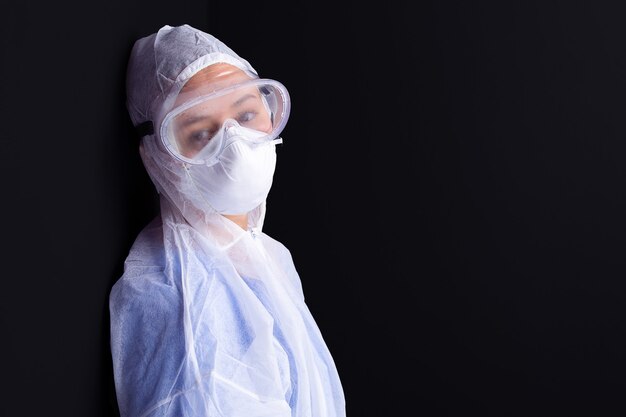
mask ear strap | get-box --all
[135,121,154,138]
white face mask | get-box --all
[186,124,278,215]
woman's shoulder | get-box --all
[260,232,305,299]
[110,216,173,310]
[260,232,293,261]
[124,215,166,269]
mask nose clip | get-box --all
[222,118,240,132]
[220,118,281,150]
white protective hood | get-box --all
[109,24,346,417]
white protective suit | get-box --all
[109,24,346,417]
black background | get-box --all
[2,1,626,416]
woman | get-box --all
[109,24,346,417]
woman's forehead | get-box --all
[182,63,253,92]
[173,63,255,107]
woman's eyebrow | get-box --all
[231,93,257,107]
[178,114,213,128]
[177,93,258,128]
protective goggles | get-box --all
[159,78,290,165]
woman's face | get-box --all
[171,64,272,159]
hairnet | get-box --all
[109,24,346,417]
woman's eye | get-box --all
[236,111,257,124]
[188,129,215,146]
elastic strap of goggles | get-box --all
[135,121,154,138]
